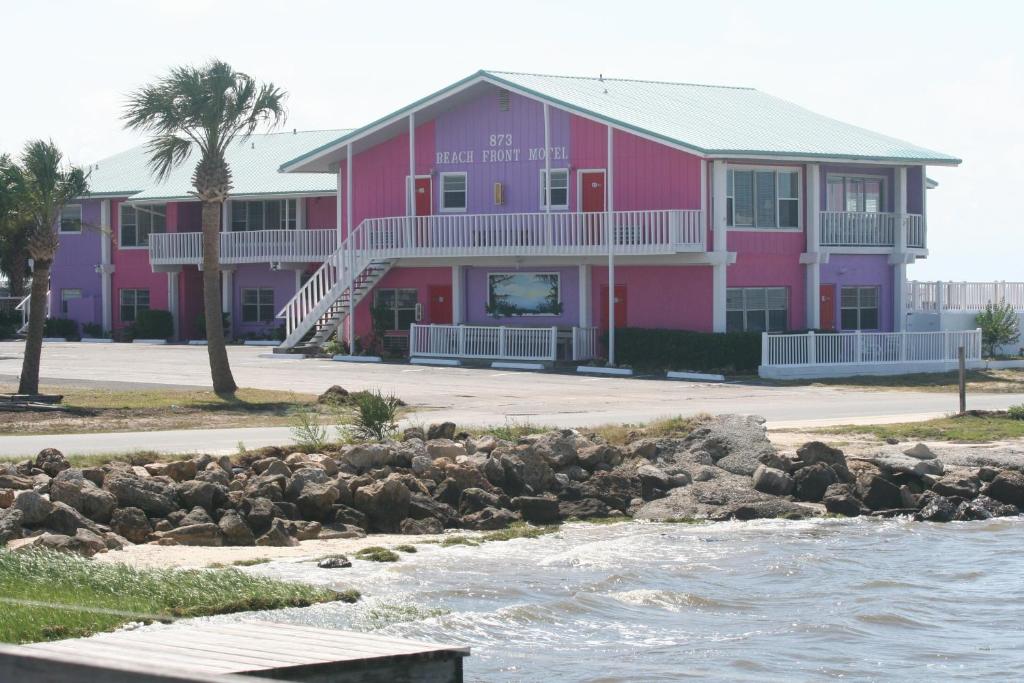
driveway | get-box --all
[1,341,1021,457]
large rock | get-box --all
[218,511,256,546]
[636,464,674,500]
[514,496,560,524]
[45,501,101,535]
[297,483,340,521]
[752,465,795,496]
[111,507,152,543]
[408,494,458,527]
[984,470,1024,507]
[634,472,812,521]
[579,472,639,512]
[970,495,1020,518]
[50,469,117,523]
[285,468,329,500]
[0,473,34,490]
[684,414,775,476]
[858,474,903,511]
[793,463,839,502]
[794,442,853,482]
[353,475,411,532]
[256,518,298,547]
[0,489,14,509]
[426,422,456,441]
[459,488,505,515]
[872,454,944,479]
[0,508,24,545]
[12,491,53,525]
[163,460,198,483]
[104,473,178,516]
[577,444,622,470]
[530,431,585,468]
[931,473,981,499]
[507,448,554,493]
[400,517,444,535]
[242,496,276,534]
[903,443,938,460]
[822,483,863,517]
[27,530,107,557]
[176,480,222,513]
[559,498,610,519]
[426,439,466,460]
[180,506,214,526]
[160,523,223,546]
[331,503,370,530]
[915,495,957,522]
[34,448,70,477]
[442,464,493,493]
[460,506,515,530]
[342,444,394,471]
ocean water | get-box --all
[233,518,1024,682]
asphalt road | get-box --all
[1,341,1021,457]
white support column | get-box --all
[543,103,552,246]
[921,165,928,247]
[711,160,728,333]
[294,269,302,292]
[606,125,616,365]
[99,199,113,333]
[578,264,591,328]
[296,196,305,230]
[806,163,822,330]
[451,265,463,325]
[221,268,233,339]
[347,143,356,355]
[221,200,230,232]
[893,261,908,332]
[166,271,180,341]
[408,113,416,217]
[893,167,909,332]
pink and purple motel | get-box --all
[50,71,958,360]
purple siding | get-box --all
[51,199,103,327]
[433,91,570,214]
[820,254,894,332]
[463,266,579,326]
[232,264,293,336]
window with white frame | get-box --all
[59,205,82,233]
[120,204,166,247]
[241,288,275,323]
[231,199,298,231]
[539,169,569,209]
[726,287,788,332]
[374,288,418,331]
[440,173,467,212]
[727,168,800,229]
[119,289,150,323]
[60,289,82,315]
[826,175,885,213]
[840,286,879,330]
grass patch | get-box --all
[465,418,556,442]
[438,536,479,547]
[480,522,559,542]
[816,411,1024,443]
[0,549,340,644]
[660,517,705,525]
[762,368,1024,393]
[564,515,632,526]
[393,544,417,553]
[353,547,400,563]
[586,414,711,446]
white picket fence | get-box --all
[760,329,982,379]
[572,326,599,361]
[409,323,559,361]
[906,281,1024,312]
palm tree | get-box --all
[123,60,286,395]
[15,141,88,395]
[0,154,30,298]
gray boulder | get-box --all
[823,483,863,517]
[858,475,904,511]
[559,498,610,519]
[160,523,224,546]
[218,511,256,546]
[794,442,853,482]
[256,518,298,547]
[684,414,775,476]
[12,490,53,525]
[353,475,411,532]
[342,444,394,471]
[794,463,839,502]
[427,421,456,440]
[45,501,101,535]
[318,555,352,569]
[459,487,505,515]
[296,483,340,521]
[932,474,981,499]
[111,507,152,544]
[752,465,795,496]
[984,470,1024,507]
[0,508,24,545]
[903,443,938,459]
[400,517,444,535]
[176,480,221,513]
[460,506,516,530]
[530,430,584,468]
[104,474,178,516]
[915,496,957,522]
[872,454,944,478]
[180,506,214,526]
[513,496,560,524]
[34,448,70,477]
[51,469,117,523]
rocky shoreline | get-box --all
[1,414,1022,558]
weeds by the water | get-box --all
[565,515,632,526]
[394,544,417,553]
[290,409,330,451]
[356,601,451,630]
[0,549,339,644]
[481,522,559,542]
[659,517,705,525]
[439,536,480,547]
[354,546,400,562]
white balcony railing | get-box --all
[906,281,1024,312]
[410,323,559,361]
[357,210,705,257]
[820,211,924,248]
[149,229,337,266]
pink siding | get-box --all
[110,198,168,330]
[305,195,335,229]
[592,266,713,331]
[727,231,807,330]
[349,267,451,345]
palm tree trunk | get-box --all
[17,260,51,395]
[201,200,237,395]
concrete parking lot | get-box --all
[2,341,1022,456]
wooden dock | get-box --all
[4,620,469,682]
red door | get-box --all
[599,285,627,329]
[820,284,836,331]
[428,285,453,325]
[414,177,432,216]
[581,171,606,212]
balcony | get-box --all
[354,209,706,258]
[149,229,337,266]
[820,211,925,249]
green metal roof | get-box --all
[85,129,347,201]
[283,71,959,170]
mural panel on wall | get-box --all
[486,272,562,317]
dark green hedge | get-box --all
[133,309,174,340]
[44,317,79,340]
[606,327,761,374]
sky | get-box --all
[2,0,1020,281]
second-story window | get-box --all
[231,199,298,230]
[727,168,800,229]
[120,204,166,248]
[827,175,884,213]
[441,173,467,212]
[59,205,82,233]
[539,169,569,209]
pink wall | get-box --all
[349,266,451,344]
[111,198,168,330]
[305,195,336,229]
[591,266,713,331]
[727,231,807,330]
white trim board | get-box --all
[132,339,168,345]
[576,365,633,376]
[80,338,114,344]
[410,357,462,366]
[491,361,546,371]
[332,355,383,363]
[666,370,725,382]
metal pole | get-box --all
[958,344,966,415]
[346,143,355,356]
[606,124,615,366]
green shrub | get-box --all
[322,339,345,356]
[607,328,761,374]
[132,309,174,340]
[344,390,401,442]
[976,300,1021,357]
[81,322,105,338]
[290,410,329,451]
[43,317,79,339]
[1008,404,1024,421]
[354,546,400,562]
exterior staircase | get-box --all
[276,224,394,351]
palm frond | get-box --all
[145,135,194,182]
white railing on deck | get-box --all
[149,229,337,266]
[14,294,32,333]
[572,326,599,361]
[906,281,1024,312]
[820,211,924,248]
[762,329,981,367]
[359,209,704,257]
[410,323,558,361]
